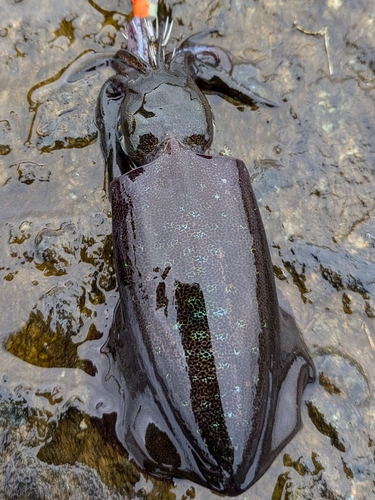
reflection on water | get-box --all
[1,0,375,498]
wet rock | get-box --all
[1,0,375,498]
[31,72,102,152]
[9,220,33,245]
[17,161,51,184]
[5,281,100,375]
[34,222,80,276]
[0,120,11,155]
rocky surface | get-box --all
[1,0,374,498]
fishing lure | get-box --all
[132,0,158,19]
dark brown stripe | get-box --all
[175,280,234,472]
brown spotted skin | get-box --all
[109,139,315,495]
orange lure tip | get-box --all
[132,0,158,19]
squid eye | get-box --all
[183,134,209,151]
[138,133,158,154]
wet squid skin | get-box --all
[97,19,315,496]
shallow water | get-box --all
[1,0,375,498]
